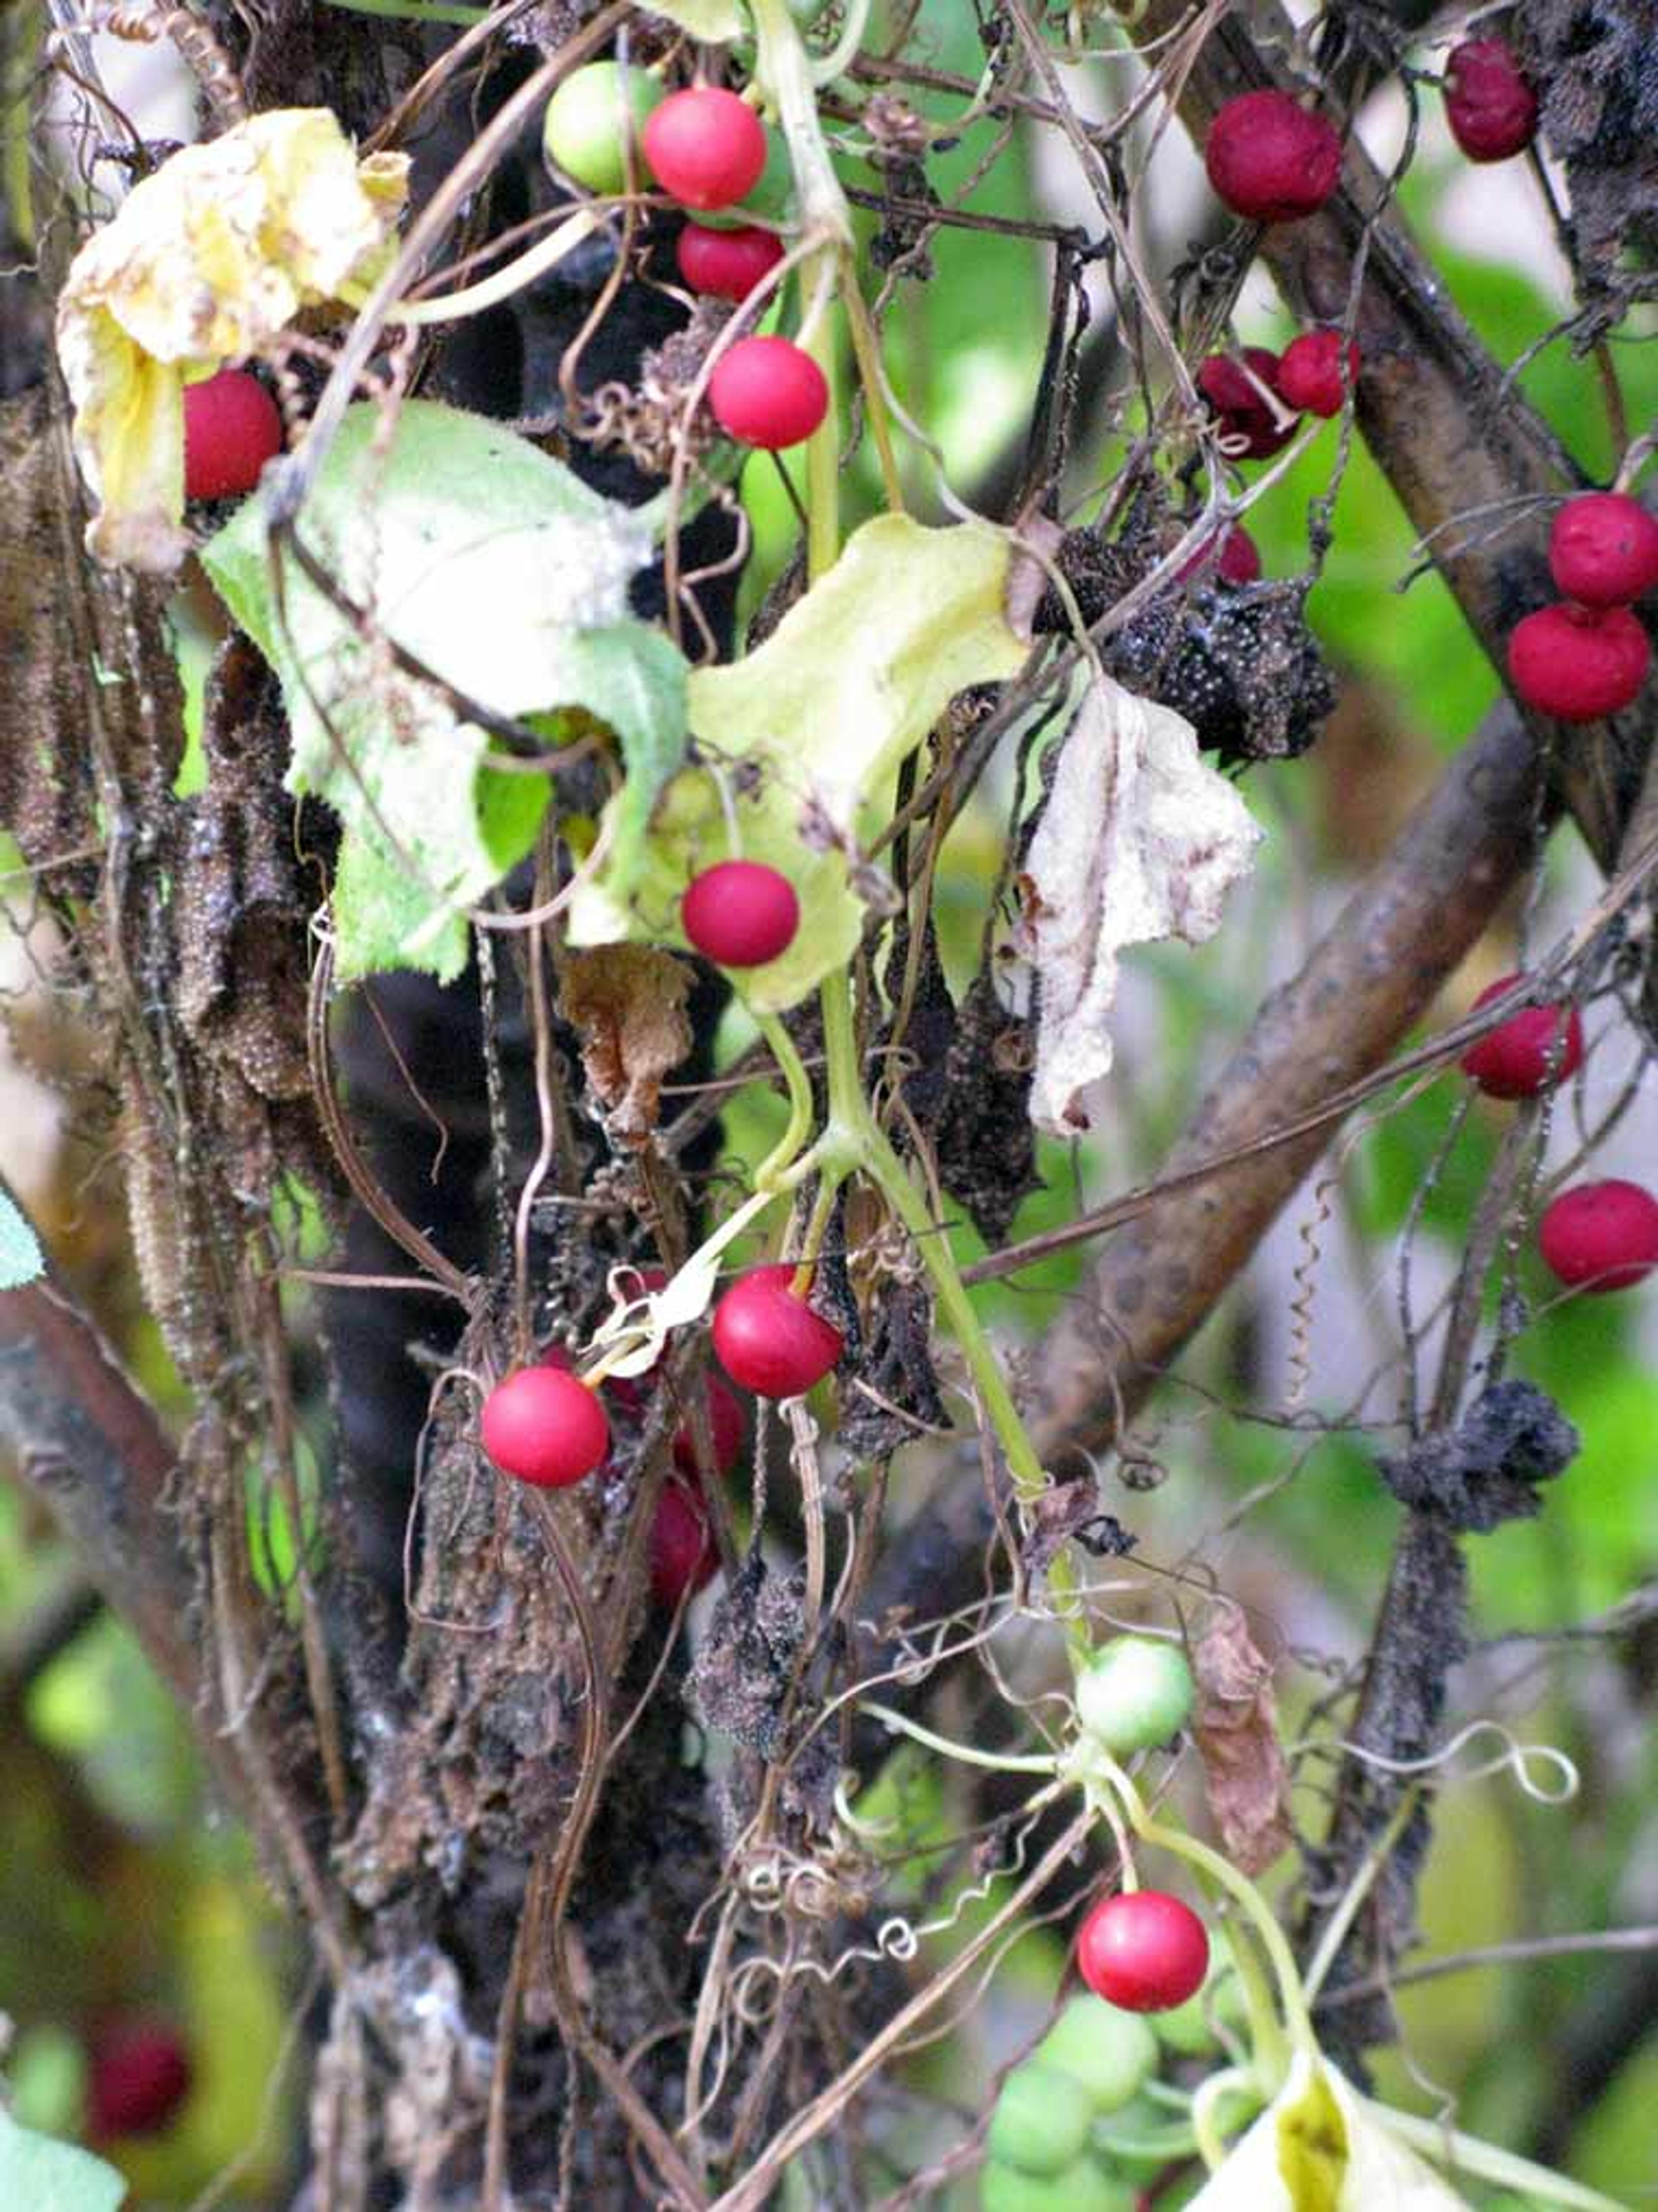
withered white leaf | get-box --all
[1020,674,1261,1135]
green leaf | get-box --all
[200,400,687,981]
[0,2108,126,2212]
[568,514,1028,1011]
[0,1186,43,1290]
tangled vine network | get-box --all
[2,0,1657,2207]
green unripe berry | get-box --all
[986,2064,1094,2176]
[1032,1996,1158,2113]
[980,2158,1136,2212]
[1074,1636,1194,1756]
[542,63,663,197]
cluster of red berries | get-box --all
[1201,37,1537,231]
[478,1257,844,1597]
[1506,491,1658,723]
[1196,328,1361,459]
[642,89,823,450]
[1458,975,1658,1295]
[548,72,823,451]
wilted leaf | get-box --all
[0,1186,43,1290]
[1191,1609,1293,1876]
[56,108,408,570]
[1187,2055,1471,2209]
[567,514,1028,1012]
[1019,674,1261,1134]
[202,400,686,981]
[0,2108,126,2212]
[560,943,693,1144]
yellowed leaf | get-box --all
[55,109,408,570]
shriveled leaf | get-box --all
[0,1186,44,1290]
[1019,674,1261,1134]
[1187,2056,1471,2209]
[202,400,686,981]
[1191,1609,1293,1876]
[0,2108,126,2212]
[586,1188,778,1376]
[568,514,1027,1011]
[55,109,408,571]
[560,944,693,1144]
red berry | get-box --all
[1204,91,1342,223]
[1178,524,1261,586]
[643,85,767,211]
[1459,975,1583,1100]
[650,1478,718,1605]
[682,859,801,966]
[673,1371,746,1478]
[1539,1180,1658,1294]
[1548,493,1658,609]
[481,1365,609,1487]
[1214,524,1262,584]
[87,2018,193,2140]
[708,335,829,450]
[1444,39,1538,164]
[1197,348,1296,459]
[712,1263,843,1399]
[1506,602,1649,722]
[1076,1891,1210,2014]
[183,368,282,501]
[677,222,784,300]
[1275,329,1361,417]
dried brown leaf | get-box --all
[560,943,693,1145]
[1192,1610,1293,1876]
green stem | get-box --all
[318,0,487,20]
[816,974,1049,1505]
[860,1701,1063,1777]
[754,1010,817,1191]
[750,0,852,582]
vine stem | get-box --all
[753,1009,816,1190]
[1088,1750,1314,2079]
[815,971,1050,1507]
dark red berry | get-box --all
[1444,38,1538,164]
[673,1372,746,1478]
[1275,329,1361,417]
[643,86,767,211]
[708,335,829,450]
[650,1478,718,1605]
[677,222,784,300]
[87,2018,193,2140]
[1204,91,1342,223]
[1548,493,1658,609]
[682,859,800,966]
[1506,602,1649,722]
[1459,975,1583,1100]
[712,1264,843,1399]
[1539,1180,1658,1293]
[1197,348,1296,459]
[1177,523,1261,586]
[183,368,282,501]
[1076,1891,1210,2014]
[481,1365,609,1487]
